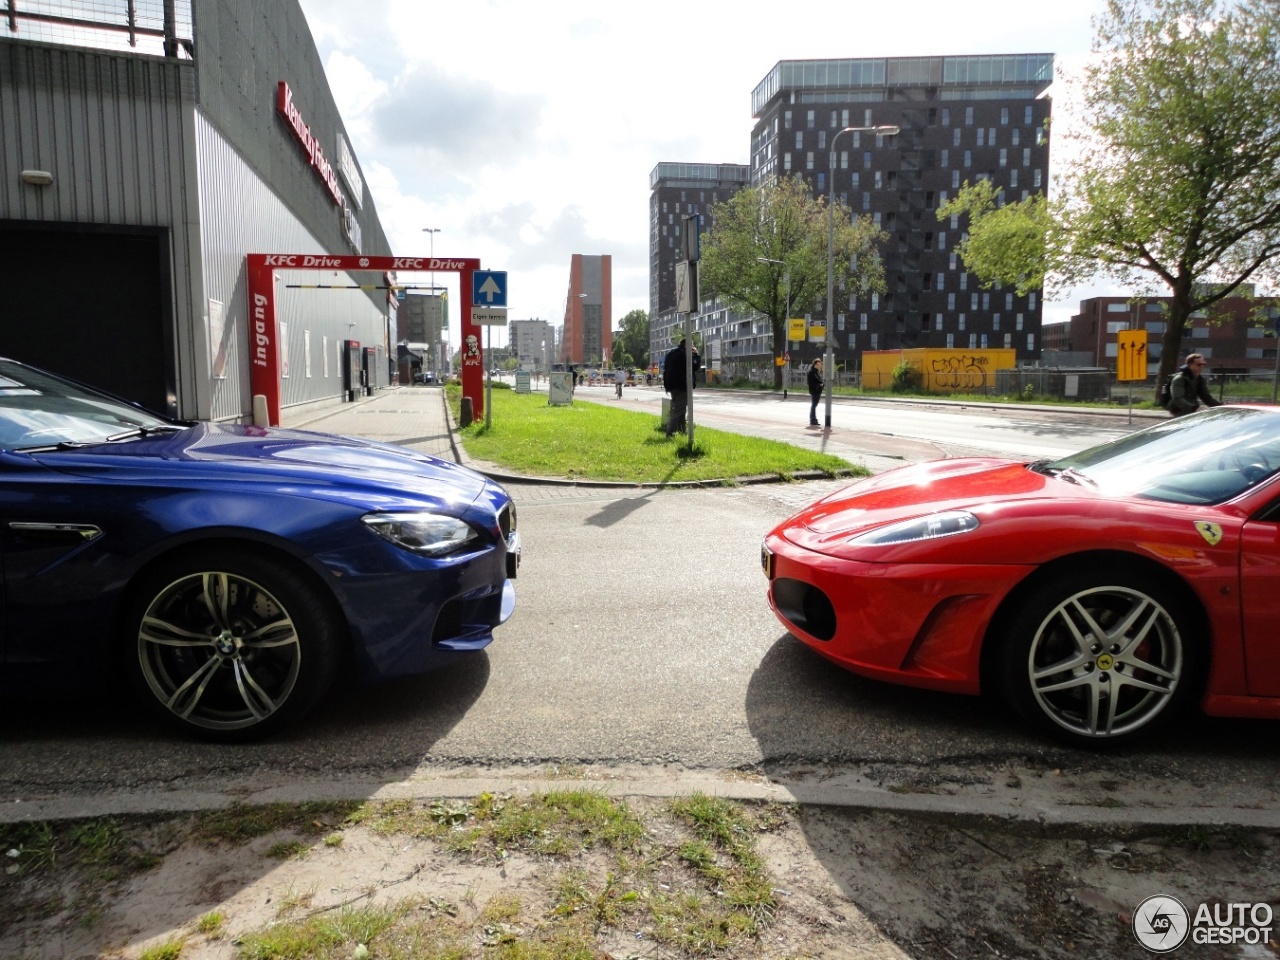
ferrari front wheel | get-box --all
[998,570,1200,747]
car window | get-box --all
[0,360,176,451]
[1040,408,1280,505]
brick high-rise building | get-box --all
[561,254,612,366]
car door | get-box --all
[1239,491,1280,696]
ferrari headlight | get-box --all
[853,510,980,545]
[362,512,479,556]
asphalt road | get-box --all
[1,393,1276,828]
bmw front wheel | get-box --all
[124,550,341,741]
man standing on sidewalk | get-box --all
[806,358,824,427]
[663,338,700,435]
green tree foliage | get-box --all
[1067,0,1280,396]
[611,308,650,369]
[699,175,888,389]
[937,179,1049,296]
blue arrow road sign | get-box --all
[472,270,508,307]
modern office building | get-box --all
[749,55,1054,372]
[1063,291,1280,377]
[397,292,448,377]
[648,162,750,357]
[561,254,613,366]
[510,319,555,374]
[0,0,393,421]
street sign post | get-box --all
[471,271,509,430]
[1117,328,1149,425]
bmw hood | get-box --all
[29,422,493,507]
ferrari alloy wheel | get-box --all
[1000,571,1199,747]
[125,551,340,741]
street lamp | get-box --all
[825,124,899,428]
[422,228,442,378]
[757,256,791,397]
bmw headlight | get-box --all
[362,512,479,556]
[852,510,980,545]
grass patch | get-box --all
[448,386,858,483]
[192,801,363,847]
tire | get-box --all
[122,549,342,742]
[997,568,1201,747]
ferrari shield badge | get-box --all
[1194,521,1223,546]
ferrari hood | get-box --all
[794,457,1064,536]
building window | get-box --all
[965,106,974,125]
[948,292,956,310]
[1005,293,1014,310]
[795,132,803,149]
[874,170,883,189]
[981,333,989,348]
[993,314,1001,331]
[960,272,968,291]
[817,172,825,191]
[958,314,966,331]
[864,151,872,169]
[952,169,961,188]
[842,109,849,126]
[850,171,859,188]
[871,333,879,350]
[999,148,1007,167]
[970,333,978,348]
[1004,333,1012,348]
[942,107,950,125]
[1028,292,1036,309]
[1023,148,1032,166]
[818,130,826,149]
[862,191,871,210]
[963,150,972,168]
[940,148,949,167]
[947,333,955,348]
[938,232,946,251]
[806,152,814,170]
[865,108,873,126]
[784,153,792,172]
[1027,334,1035,352]
[1025,106,1033,125]
[860,314,868,331]
[977,128,986,147]
[1010,168,1018,188]
[1011,127,1021,145]
[1001,107,1009,125]
[982,292,990,310]
[1033,169,1042,188]
[936,314,945,330]
[1016,314,1025,331]
[953,127,962,147]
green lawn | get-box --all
[448,386,859,484]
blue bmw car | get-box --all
[0,358,518,741]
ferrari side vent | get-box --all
[772,578,837,642]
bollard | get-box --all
[252,394,269,427]
[460,396,473,428]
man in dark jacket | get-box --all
[1168,353,1221,417]
[663,338,700,435]
[806,358,824,426]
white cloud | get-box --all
[297,0,1109,350]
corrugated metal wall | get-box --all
[194,112,387,420]
[0,41,203,415]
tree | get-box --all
[611,308,649,369]
[1068,0,1280,396]
[937,179,1050,296]
[699,175,888,389]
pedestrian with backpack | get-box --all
[1166,353,1221,417]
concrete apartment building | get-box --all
[561,254,612,366]
[650,54,1054,376]
[510,319,555,375]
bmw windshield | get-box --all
[0,359,183,452]
[1032,407,1280,505]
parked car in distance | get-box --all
[763,406,1280,747]
[0,358,519,741]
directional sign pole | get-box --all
[485,324,493,430]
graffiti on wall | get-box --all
[929,353,991,391]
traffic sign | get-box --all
[1117,329,1148,382]
[472,270,507,306]
[788,318,806,341]
[473,307,508,326]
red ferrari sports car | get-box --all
[762,405,1280,746]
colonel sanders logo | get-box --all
[463,334,481,366]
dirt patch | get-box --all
[2,799,1278,959]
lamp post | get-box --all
[757,256,791,397]
[825,125,900,428]
[422,228,441,378]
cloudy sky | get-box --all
[295,0,1108,350]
